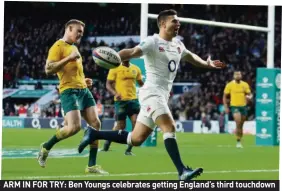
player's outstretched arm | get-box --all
[45,49,80,75]
[118,47,143,61]
[183,51,225,69]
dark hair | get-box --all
[157,9,177,28]
[65,19,85,29]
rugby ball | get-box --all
[92,46,121,69]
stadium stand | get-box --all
[3,3,281,121]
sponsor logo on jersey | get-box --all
[177,47,181,54]
[159,46,165,52]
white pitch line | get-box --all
[2,144,274,160]
[10,169,279,180]
[2,155,89,160]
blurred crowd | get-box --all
[3,3,281,121]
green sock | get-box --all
[88,148,98,167]
[43,135,61,150]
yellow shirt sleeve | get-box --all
[224,83,231,94]
[136,67,142,81]
[107,69,117,81]
[47,43,62,61]
[245,82,251,94]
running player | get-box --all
[78,10,225,180]
[223,71,252,148]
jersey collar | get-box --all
[121,63,131,68]
[59,39,74,45]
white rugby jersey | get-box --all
[137,34,189,96]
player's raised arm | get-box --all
[45,49,80,75]
[118,37,155,61]
[118,47,143,61]
[182,49,225,69]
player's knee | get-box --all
[163,132,176,140]
[131,139,143,146]
[73,123,81,133]
[235,120,241,126]
[71,128,80,136]
[131,136,146,146]
[161,123,176,133]
[89,119,101,130]
[240,119,245,125]
[66,123,81,136]
[95,120,102,130]
[114,121,126,130]
[118,123,126,130]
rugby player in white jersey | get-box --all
[78,9,225,180]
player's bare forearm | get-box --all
[45,56,71,75]
[137,80,144,87]
[223,94,229,108]
[106,80,117,96]
[246,93,253,99]
[184,52,210,68]
[118,47,142,61]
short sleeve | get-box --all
[136,36,155,55]
[178,40,190,59]
[224,83,231,94]
[47,43,62,62]
[107,69,117,81]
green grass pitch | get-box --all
[1,128,279,180]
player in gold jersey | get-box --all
[223,71,252,148]
[37,19,108,174]
[100,60,144,155]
